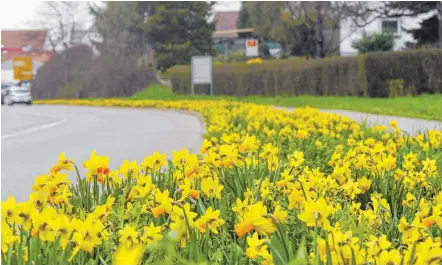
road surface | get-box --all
[1,105,203,201]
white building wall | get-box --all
[340,5,436,56]
[80,31,102,56]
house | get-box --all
[212,11,282,57]
[339,2,436,56]
[77,26,102,56]
[1,30,55,83]
[212,11,252,54]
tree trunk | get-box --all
[315,3,325,58]
[281,42,288,58]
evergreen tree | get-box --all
[237,2,252,29]
[144,2,215,71]
[395,2,440,47]
[408,15,439,46]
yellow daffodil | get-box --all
[119,225,139,248]
[142,151,167,171]
[141,223,163,247]
[245,232,271,260]
[235,201,276,237]
[201,177,224,199]
[2,196,19,224]
[112,243,145,265]
[151,189,173,218]
[82,150,110,180]
[272,205,288,223]
[298,197,334,230]
[195,207,225,234]
[50,152,74,173]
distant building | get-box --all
[339,2,436,56]
[213,11,245,39]
[1,30,55,83]
[212,11,281,57]
[212,11,250,54]
[77,25,102,56]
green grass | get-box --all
[131,84,442,121]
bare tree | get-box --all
[284,1,356,58]
[29,1,93,52]
[24,1,93,92]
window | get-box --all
[381,19,400,36]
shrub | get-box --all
[352,32,395,54]
[32,45,93,99]
[168,49,442,97]
[214,51,246,64]
[81,53,157,98]
[32,46,157,99]
[365,49,442,97]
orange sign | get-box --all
[247,40,257,47]
[13,57,33,81]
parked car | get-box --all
[5,86,32,106]
[1,83,10,105]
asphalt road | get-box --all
[1,105,203,201]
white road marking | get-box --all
[1,110,67,139]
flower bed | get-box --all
[2,99,442,265]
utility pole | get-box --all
[438,1,442,48]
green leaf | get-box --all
[229,243,243,264]
[288,237,308,265]
[211,248,223,264]
[197,198,207,214]
[269,236,288,265]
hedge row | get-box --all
[32,46,157,99]
[168,49,442,97]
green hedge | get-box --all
[365,49,442,97]
[168,49,442,97]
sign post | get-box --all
[191,56,213,95]
[245,39,259,57]
[13,57,33,81]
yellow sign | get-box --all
[13,57,33,81]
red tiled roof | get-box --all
[1,30,48,50]
[213,11,240,38]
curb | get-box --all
[169,109,207,136]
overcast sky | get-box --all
[0,1,241,30]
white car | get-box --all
[5,86,32,105]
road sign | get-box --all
[245,39,259,57]
[13,57,33,81]
[191,56,213,95]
